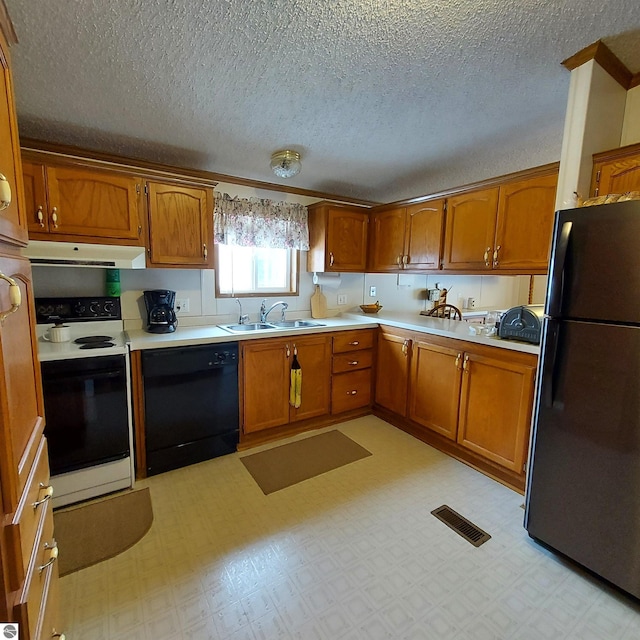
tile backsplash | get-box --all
[33,261,546,330]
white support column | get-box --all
[555,60,627,209]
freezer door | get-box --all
[546,201,640,324]
[525,319,640,598]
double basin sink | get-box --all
[219,320,326,334]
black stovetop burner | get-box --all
[74,335,115,349]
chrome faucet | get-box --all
[235,298,249,325]
[260,299,288,323]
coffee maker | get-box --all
[143,290,177,333]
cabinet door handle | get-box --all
[493,245,501,267]
[396,255,402,267]
[402,339,410,355]
[38,542,58,573]
[0,173,11,211]
[402,255,409,266]
[329,252,334,266]
[37,205,45,226]
[462,354,470,373]
[0,272,22,324]
[483,246,491,267]
[51,206,59,228]
[203,244,208,260]
[33,485,54,509]
[285,344,290,358]
[455,353,462,369]
[348,361,359,366]
[52,632,66,639]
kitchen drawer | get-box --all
[7,437,52,591]
[333,349,373,373]
[14,497,57,640]
[333,329,374,353]
[332,369,372,414]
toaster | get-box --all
[498,304,545,344]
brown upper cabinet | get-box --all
[368,200,444,272]
[0,41,27,247]
[307,201,369,272]
[442,171,557,273]
[591,143,640,196]
[146,181,214,268]
[21,144,218,268]
[22,159,144,244]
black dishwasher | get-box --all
[141,343,239,476]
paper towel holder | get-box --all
[312,272,342,289]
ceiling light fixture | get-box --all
[270,149,301,178]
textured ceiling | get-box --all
[5,0,640,203]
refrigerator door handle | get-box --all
[547,221,572,316]
[542,318,561,409]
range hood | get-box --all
[22,240,147,269]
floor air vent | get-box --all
[431,505,491,547]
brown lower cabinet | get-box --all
[375,326,537,490]
[242,334,332,434]
[240,329,374,447]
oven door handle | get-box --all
[47,370,124,383]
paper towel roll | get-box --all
[312,273,342,289]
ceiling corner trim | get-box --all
[562,40,633,90]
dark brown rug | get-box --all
[241,430,372,495]
[54,487,153,576]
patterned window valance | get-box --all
[213,192,310,250]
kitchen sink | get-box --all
[270,320,325,328]
[219,320,326,333]
[220,323,276,332]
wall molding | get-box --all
[562,40,636,90]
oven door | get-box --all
[41,354,130,475]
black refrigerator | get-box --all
[525,199,640,599]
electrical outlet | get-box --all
[176,298,190,313]
[369,286,377,297]
[337,294,347,305]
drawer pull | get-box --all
[39,542,58,572]
[33,484,54,509]
[348,360,359,366]
[348,340,359,346]
[347,390,358,395]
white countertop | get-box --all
[126,312,539,355]
[357,311,540,355]
[126,316,379,350]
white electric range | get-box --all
[35,297,134,508]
